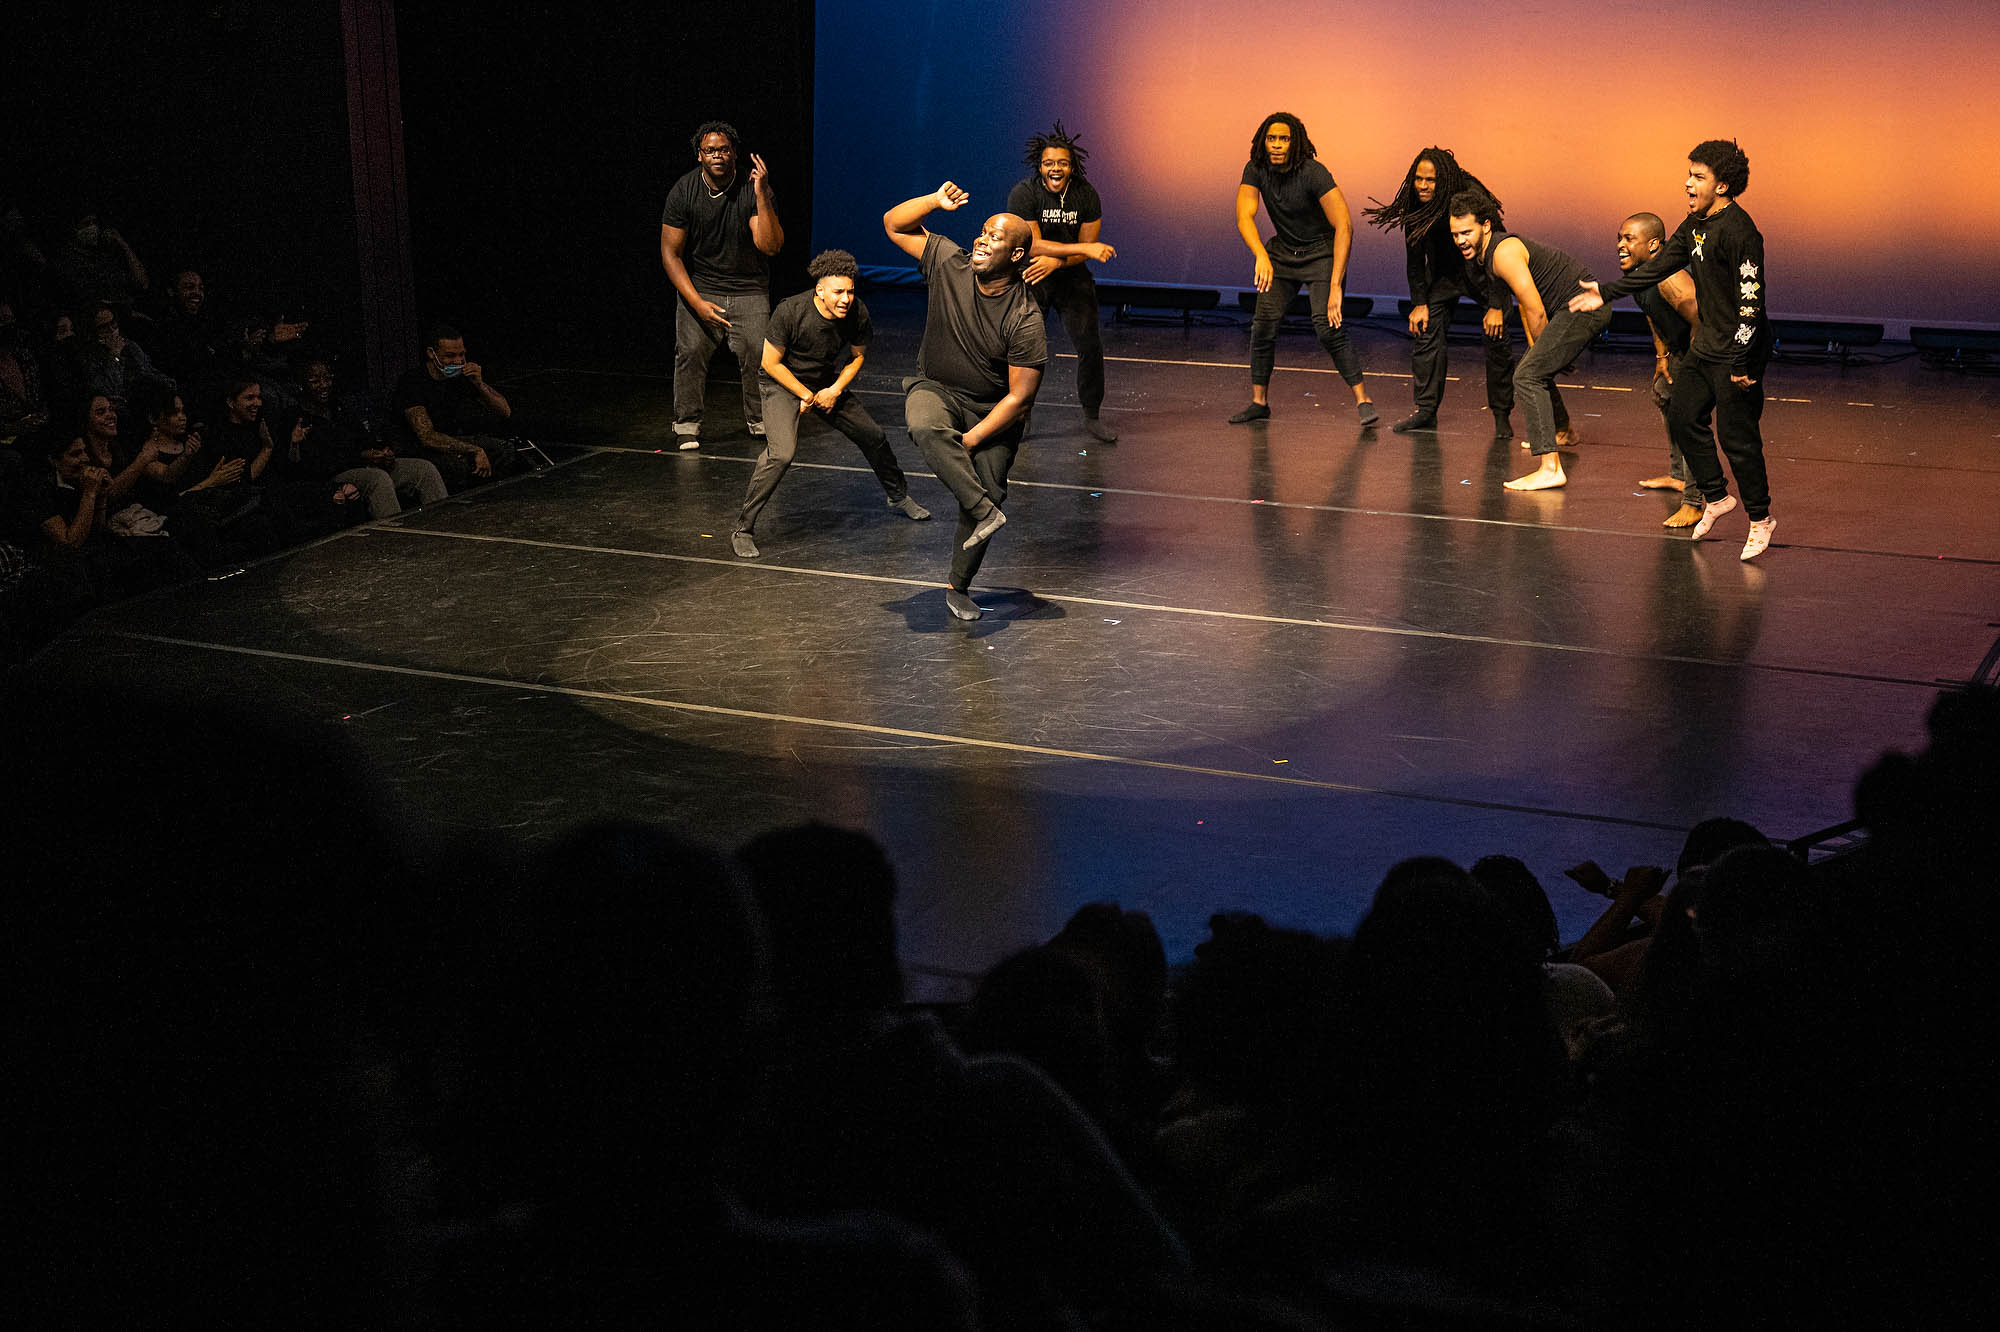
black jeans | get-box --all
[1671,352,1771,520]
[738,381,907,533]
[1653,350,1715,488]
[1032,266,1105,414]
[1515,307,1611,454]
[1249,268,1364,388]
[903,377,1025,591]
[1411,300,1515,417]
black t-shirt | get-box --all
[1635,282,1692,356]
[1005,176,1102,246]
[659,167,770,296]
[763,290,872,392]
[391,368,501,448]
[915,234,1048,410]
[1241,159,1338,260]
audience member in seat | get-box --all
[437,819,980,1330]
[0,300,49,440]
[148,267,222,390]
[392,324,517,489]
[49,210,150,311]
[296,358,446,519]
[731,821,1189,1328]
[79,302,172,408]
[1469,853,1615,1054]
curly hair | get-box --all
[1247,111,1316,173]
[1446,189,1502,228]
[1022,120,1089,177]
[806,249,859,283]
[689,120,742,156]
[1688,138,1749,198]
[1364,147,1503,241]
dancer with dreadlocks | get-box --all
[1008,122,1120,442]
[1365,148,1516,437]
[1572,140,1775,559]
[1229,111,1376,428]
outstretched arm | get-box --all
[1574,223,1692,311]
[884,183,968,261]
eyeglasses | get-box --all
[699,146,733,157]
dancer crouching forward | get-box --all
[1229,112,1376,427]
[1572,140,1774,560]
[730,249,930,558]
[1448,191,1610,490]
[883,182,1046,622]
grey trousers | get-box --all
[1515,306,1612,454]
[738,382,908,533]
[335,458,448,519]
[674,290,770,436]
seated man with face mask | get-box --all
[391,324,518,490]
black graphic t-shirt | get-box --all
[1006,176,1103,246]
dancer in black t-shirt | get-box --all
[1573,140,1776,560]
[1229,112,1375,427]
[883,182,1047,623]
[659,120,784,449]
[1364,148,1515,436]
[1007,122,1119,443]
[728,250,930,558]
[1615,213,1711,529]
[1449,192,1611,492]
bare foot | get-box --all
[1639,475,1686,491]
[1505,456,1567,491]
[1662,502,1703,528]
[1555,427,1581,448]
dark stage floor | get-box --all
[29,292,2000,990]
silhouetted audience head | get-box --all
[735,821,903,1019]
[1676,815,1767,876]
[1470,852,1560,962]
[959,943,1117,1122]
[1173,913,1343,1108]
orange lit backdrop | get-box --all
[817,0,2000,327]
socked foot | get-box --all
[730,530,759,558]
[888,494,931,520]
[1740,515,1776,561]
[1084,415,1119,442]
[1228,402,1271,424]
[1662,502,1704,528]
[1391,412,1437,433]
[1505,457,1567,491]
[962,507,1006,550]
[944,588,981,621]
[1639,475,1687,491]
[1691,493,1738,539]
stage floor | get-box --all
[29,294,2000,989]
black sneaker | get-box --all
[1083,415,1119,442]
[1391,412,1437,433]
[1227,402,1271,424]
[1357,400,1380,426]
